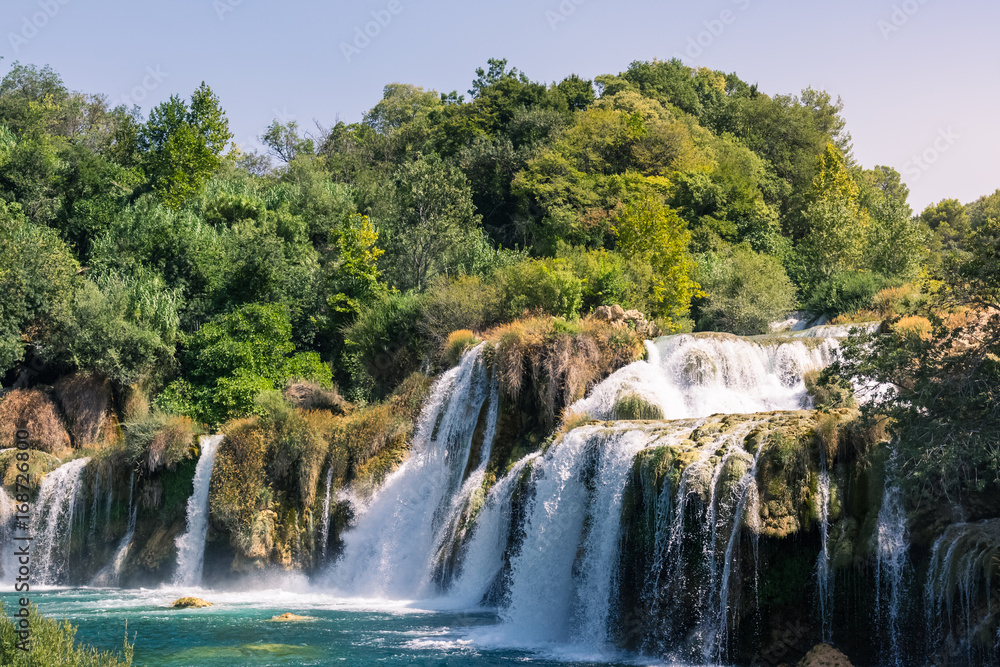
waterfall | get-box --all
[444,453,539,609]
[173,435,223,587]
[0,487,13,584]
[570,333,839,421]
[312,323,854,658]
[704,442,763,663]
[32,457,91,585]
[428,374,500,589]
[328,345,496,599]
[499,425,653,646]
[319,466,335,562]
[816,461,834,642]
[635,421,763,661]
[876,457,910,667]
[925,520,1000,665]
[91,471,136,587]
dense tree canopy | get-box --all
[0,57,989,412]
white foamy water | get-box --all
[570,332,840,421]
[327,345,498,599]
[32,457,91,585]
[173,435,223,586]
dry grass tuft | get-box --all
[283,381,347,413]
[0,448,62,494]
[483,316,645,429]
[443,330,481,368]
[892,316,934,341]
[53,373,114,447]
[0,388,71,454]
[831,310,882,326]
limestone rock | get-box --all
[798,644,853,667]
[172,597,213,608]
[592,304,658,336]
[268,612,315,622]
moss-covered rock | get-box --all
[171,597,212,608]
[611,392,664,421]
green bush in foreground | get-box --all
[0,603,133,666]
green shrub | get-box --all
[343,291,428,402]
[160,302,332,423]
[0,602,133,666]
[419,275,504,349]
[694,247,797,335]
[805,269,890,318]
[123,411,201,473]
[500,259,583,320]
[611,392,664,421]
[553,243,633,312]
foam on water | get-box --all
[173,435,223,586]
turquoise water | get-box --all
[7,586,678,667]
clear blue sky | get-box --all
[2,0,997,211]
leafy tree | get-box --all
[920,198,970,254]
[380,153,481,291]
[695,247,796,335]
[862,180,924,281]
[140,82,232,208]
[162,303,331,423]
[795,144,868,284]
[966,189,1000,231]
[613,196,698,327]
[364,83,441,135]
[0,201,78,375]
[552,74,595,113]
[835,219,1000,501]
[261,119,315,163]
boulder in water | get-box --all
[171,597,213,608]
[268,612,315,622]
[798,643,853,667]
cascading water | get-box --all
[317,323,858,659]
[924,520,1000,665]
[875,452,910,667]
[499,425,654,647]
[0,487,13,584]
[92,471,137,587]
[32,457,91,585]
[444,453,539,609]
[328,345,497,599]
[319,466,335,562]
[570,332,840,421]
[816,458,834,643]
[637,421,763,662]
[173,434,223,587]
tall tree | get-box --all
[381,154,481,291]
[140,82,232,208]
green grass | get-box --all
[0,603,133,666]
